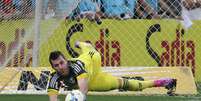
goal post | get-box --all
[32,0,42,67]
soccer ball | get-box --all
[65,90,85,101]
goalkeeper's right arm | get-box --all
[48,88,59,101]
[49,95,58,101]
[48,73,60,101]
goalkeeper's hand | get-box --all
[75,41,80,48]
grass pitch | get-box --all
[1,95,200,101]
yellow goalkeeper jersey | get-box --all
[48,42,119,95]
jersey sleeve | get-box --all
[72,60,88,79]
[47,73,60,95]
[78,42,95,53]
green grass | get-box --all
[0,95,200,101]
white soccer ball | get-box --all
[65,90,85,101]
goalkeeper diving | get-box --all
[47,41,177,101]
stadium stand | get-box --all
[183,0,201,10]
[0,0,186,20]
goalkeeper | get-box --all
[47,41,177,101]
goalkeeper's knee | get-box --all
[119,78,143,91]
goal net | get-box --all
[0,0,201,98]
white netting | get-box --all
[0,0,201,99]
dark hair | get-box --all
[49,51,66,67]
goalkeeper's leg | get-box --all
[89,73,176,95]
[120,78,177,95]
[76,42,177,95]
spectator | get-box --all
[158,0,182,19]
[182,0,201,10]
[56,0,70,18]
[100,0,135,19]
[31,0,35,8]
[124,0,137,19]
[21,0,34,18]
[0,0,17,20]
[1,0,15,14]
[12,0,22,12]
[181,0,201,21]
[135,0,159,19]
[67,0,103,24]
[44,0,56,19]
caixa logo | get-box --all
[146,24,195,76]
[66,23,121,67]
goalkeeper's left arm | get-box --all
[75,41,95,53]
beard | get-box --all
[59,66,69,76]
